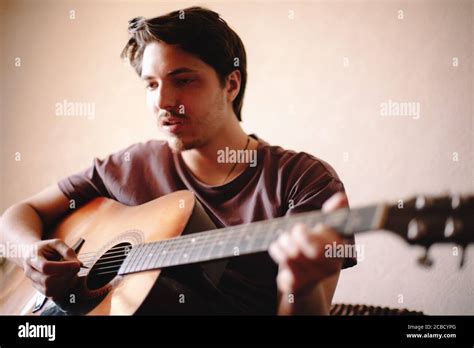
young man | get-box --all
[0,7,355,315]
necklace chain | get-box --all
[221,136,251,185]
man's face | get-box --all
[141,41,229,152]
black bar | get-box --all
[0,315,473,345]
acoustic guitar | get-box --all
[0,190,472,315]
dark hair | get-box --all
[121,6,247,121]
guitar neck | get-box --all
[118,204,387,275]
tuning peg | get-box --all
[408,218,427,242]
[444,216,464,240]
[458,246,466,269]
[444,218,468,268]
[451,194,462,210]
[415,195,427,210]
[417,247,434,268]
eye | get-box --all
[146,82,158,90]
[175,78,194,86]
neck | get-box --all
[180,116,256,185]
[116,203,387,275]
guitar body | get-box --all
[0,190,215,315]
[2,189,472,315]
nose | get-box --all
[155,83,177,111]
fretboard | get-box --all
[118,204,387,275]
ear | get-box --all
[225,70,241,103]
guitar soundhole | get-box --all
[86,242,131,290]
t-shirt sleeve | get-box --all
[57,159,112,207]
[57,144,135,207]
[284,157,357,269]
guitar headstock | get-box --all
[383,194,474,268]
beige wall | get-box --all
[1,0,473,314]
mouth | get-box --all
[160,116,185,134]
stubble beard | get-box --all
[165,94,226,154]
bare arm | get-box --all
[0,185,82,300]
[277,270,340,315]
[270,192,349,315]
[1,185,71,265]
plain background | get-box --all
[1,0,473,314]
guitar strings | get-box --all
[75,228,245,258]
[81,249,237,277]
[77,228,284,275]
[75,216,315,275]
[76,217,304,263]
[77,217,333,277]
[78,233,252,268]
[65,210,365,278]
[74,213,315,260]
[77,227,282,268]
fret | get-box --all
[216,229,233,258]
[146,242,162,270]
[343,206,377,237]
[259,223,281,252]
[251,220,286,253]
[213,230,229,259]
[139,243,154,271]
[138,243,153,270]
[197,232,214,262]
[265,220,289,244]
[187,235,201,263]
[118,204,383,275]
[299,213,320,229]
[140,243,153,270]
[219,230,235,258]
[189,233,208,263]
[238,226,254,254]
[169,237,189,266]
[227,228,246,257]
[155,239,171,268]
[119,244,134,274]
[248,223,267,253]
[323,209,350,230]
[226,229,244,257]
[202,231,220,261]
[125,244,140,273]
[129,244,147,273]
[162,239,178,267]
[149,241,165,270]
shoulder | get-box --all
[92,139,171,174]
[258,141,342,183]
[115,139,169,156]
[99,139,169,162]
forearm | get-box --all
[0,203,44,267]
[277,282,330,315]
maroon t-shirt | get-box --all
[58,135,356,314]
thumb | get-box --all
[41,260,81,275]
[51,240,79,262]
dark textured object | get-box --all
[330,303,424,316]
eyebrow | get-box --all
[141,67,198,80]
